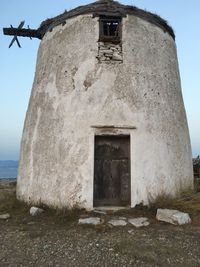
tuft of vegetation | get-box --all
[1,180,200,226]
[0,193,28,215]
[194,178,200,192]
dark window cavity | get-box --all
[99,16,121,43]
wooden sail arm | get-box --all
[3,27,42,39]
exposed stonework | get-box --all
[97,42,123,63]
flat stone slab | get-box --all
[93,206,128,212]
[108,219,127,226]
[30,207,44,216]
[93,209,107,215]
[119,217,127,220]
[128,217,150,228]
[0,213,10,220]
[156,209,191,225]
[78,217,101,225]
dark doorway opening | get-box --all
[94,135,131,207]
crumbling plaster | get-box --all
[17,14,193,209]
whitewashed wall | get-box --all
[17,14,193,209]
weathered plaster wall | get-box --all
[17,14,193,209]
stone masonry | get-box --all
[97,42,123,63]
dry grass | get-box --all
[149,181,200,212]
[147,186,200,225]
[1,180,200,226]
[0,192,28,215]
[194,178,200,192]
[1,181,200,266]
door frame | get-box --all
[92,127,133,208]
[93,134,131,207]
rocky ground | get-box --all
[0,180,200,267]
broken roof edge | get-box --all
[38,0,175,40]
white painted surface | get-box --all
[17,13,193,209]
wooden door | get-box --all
[94,135,131,207]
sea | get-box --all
[0,161,18,179]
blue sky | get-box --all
[0,0,199,160]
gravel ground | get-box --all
[1,181,200,267]
[1,212,200,267]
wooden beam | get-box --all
[3,27,42,39]
[91,125,137,130]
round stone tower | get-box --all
[17,0,193,209]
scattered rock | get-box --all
[93,209,107,215]
[128,217,150,228]
[108,219,127,226]
[0,213,10,220]
[156,209,191,225]
[119,217,127,220]
[27,221,35,225]
[30,207,44,216]
[78,217,101,225]
[79,214,89,218]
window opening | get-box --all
[103,21,119,37]
[99,16,121,43]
